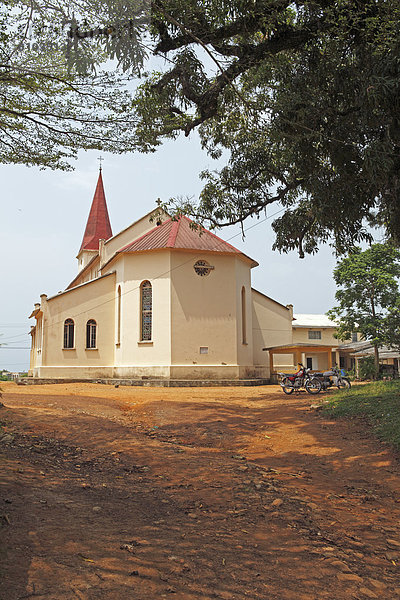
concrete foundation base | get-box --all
[21,377,270,387]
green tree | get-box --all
[382,302,400,351]
[0,1,147,169]
[358,356,377,381]
[126,0,400,256]
[328,244,400,376]
[7,1,400,255]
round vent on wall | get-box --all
[193,260,214,277]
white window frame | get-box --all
[63,318,75,349]
[86,319,97,349]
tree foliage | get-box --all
[129,0,400,256]
[0,1,149,169]
[358,356,378,381]
[327,244,400,373]
[6,1,400,255]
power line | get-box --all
[0,331,30,343]
[5,214,277,341]
[0,347,30,350]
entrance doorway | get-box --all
[306,355,319,371]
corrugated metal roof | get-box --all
[346,343,400,358]
[121,218,173,252]
[120,216,250,256]
[338,340,370,351]
[293,314,337,327]
[263,342,338,351]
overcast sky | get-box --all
[0,132,341,371]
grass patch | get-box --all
[323,381,400,450]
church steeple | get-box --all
[79,169,113,253]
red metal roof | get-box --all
[79,171,112,252]
[120,216,244,255]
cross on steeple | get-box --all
[97,155,104,172]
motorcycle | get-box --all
[314,365,351,390]
[278,364,322,395]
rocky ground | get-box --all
[1,381,400,600]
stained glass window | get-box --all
[63,319,74,348]
[86,319,97,348]
[141,281,152,341]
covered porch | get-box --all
[339,342,400,378]
[263,343,339,383]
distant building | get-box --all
[0,370,26,381]
[339,341,399,377]
[292,313,339,371]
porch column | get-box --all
[335,350,340,367]
[269,351,274,378]
[294,349,302,367]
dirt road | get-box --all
[1,382,400,600]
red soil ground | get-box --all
[1,382,400,600]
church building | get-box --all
[29,171,294,381]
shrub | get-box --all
[358,356,376,380]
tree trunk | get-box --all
[373,344,380,379]
[370,294,380,379]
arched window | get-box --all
[117,285,121,344]
[241,286,247,344]
[63,319,74,349]
[140,281,152,341]
[86,319,97,349]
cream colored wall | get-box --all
[29,314,43,373]
[85,265,99,283]
[113,251,171,370]
[251,290,292,371]
[273,354,295,368]
[29,329,36,375]
[70,256,100,289]
[32,273,116,377]
[80,262,100,286]
[170,252,246,373]
[102,209,169,266]
[235,258,254,369]
[77,249,97,271]
[292,327,339,346]
[302,352,331,372]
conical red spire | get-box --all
[79,170,112,251]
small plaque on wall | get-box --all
[199,346,209,354]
